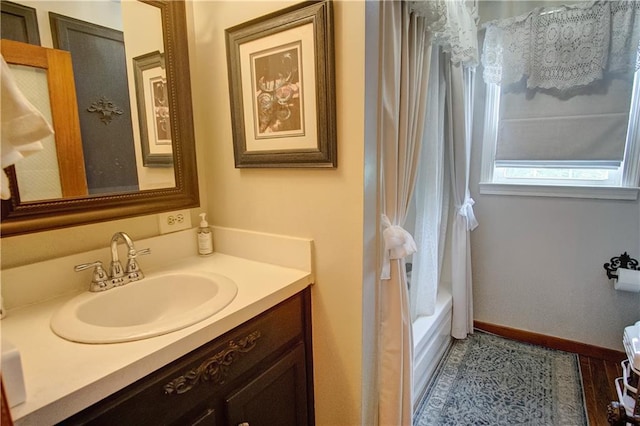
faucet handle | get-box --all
[132,248,151,258]
[74,261,112,292]
[125,248,151,281]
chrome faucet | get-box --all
[74,232,151,292]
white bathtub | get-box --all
[412,288,453,406]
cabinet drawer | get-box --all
[59,290,309,425]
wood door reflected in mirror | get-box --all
[0,0,199,237]
[2,39,87,201]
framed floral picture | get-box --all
[226,0,336,168]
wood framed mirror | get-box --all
[0,0,199,237]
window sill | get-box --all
[479,182,640,200]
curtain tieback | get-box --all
[456,197,479,231]
[380,214,417,280]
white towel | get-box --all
[623,323,640,371]
[1,55,53,199]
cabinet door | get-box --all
[225,343,308,426]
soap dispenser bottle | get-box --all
[197,213,213,256]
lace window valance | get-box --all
[482,1,640,90]
[409,0,479,67]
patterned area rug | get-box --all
[414,332,588,425]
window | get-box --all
[480,71,640,200]
[479,2,640,200]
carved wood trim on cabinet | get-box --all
[164,330,262,395]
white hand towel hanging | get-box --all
[1,55,53,199]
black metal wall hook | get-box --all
[603,252,639,279]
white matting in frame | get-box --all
[239,22,317,153]
[142,66,172,155]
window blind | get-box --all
[495,73,634,164]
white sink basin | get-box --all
[50,271,237,343]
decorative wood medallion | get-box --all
[87,96,123,124]
[164,331,262,395]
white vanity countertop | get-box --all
[2,252,313,425]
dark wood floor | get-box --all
[579,354,626,426]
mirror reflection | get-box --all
[0,0,198,237]
[2,0,176,203]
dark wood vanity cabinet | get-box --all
[59,288,314,426]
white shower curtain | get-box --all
[410,48,449,320]
[378,2,432,424]
[408,1,479,333]
[447,63,478,339]
[377,1,478,423]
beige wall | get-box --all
[189,1,368,424]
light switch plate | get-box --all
[158,209,192,234]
